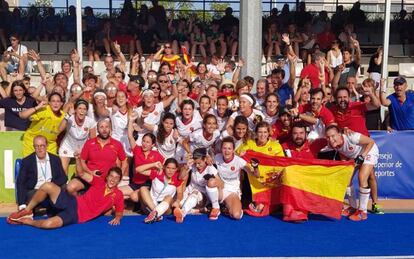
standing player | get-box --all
[325,125,379,221]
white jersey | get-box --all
[133,102,165,145]
[210,109,228,132]
[214,154,247,193]
[153,125,177,159]
[188,165,218,194]
[7,44,28,66]
[150,172,181,203]
[230,109,265,131]
[110,110,131,156]
[335,133,379,165]
[189,128,220,152]
[263,110,278,125]
[176,112,203,138]
[59,115,96,157]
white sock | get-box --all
[155,201,169,216]
[346,186,357,208]
[206,186,220,209]
[359,187,371,213]
[182,194,198,216]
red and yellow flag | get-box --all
[243,151,354,219]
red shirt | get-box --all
[282,138,327,159]
[80,137,127,178]
[300,63,329,88]
[299,104,335,126]
[132,145,164,185]
[329,102,370,136]
[316,31,336,50]
[76,176,124,223]
[150,170,183,187]
[271,120,291,144]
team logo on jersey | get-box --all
[63,150,67,154]
[268,147,272,152]
[84,127,89,132]
[154,111,159,116]
[231,166,235,171]
[190,127,194,132]
[170,140,173,144]
[349,146,354,151]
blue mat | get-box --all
[1,213,414,258]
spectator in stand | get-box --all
[169,17,191,55]
[84,6,101,50]
[0,34,28,81]
[154,43,181,73]
[15,135,67,211]
[300,52,331,89]
[294,1,312,29]
[219,7,239,36]
[24,6,42,41]
[136,23,158,56]
[331,5,347,35]
[271,107,292,144]
[380,77,414,130]
[316,23,336,53]
[293,78,311,106]
[367,47,383,86]
[135,4,156,31]
[334,38,361,88]
[190,24,207,62]
[149,0,168,41]
[113,9,135,57]
[286,23,302,56]
[0,80,37,131]
[265,22,282,61]
[338,23,357,51]
[10,8,25,38]
[0,1,11,51]
[312,11,329,35]
[349,1,366,27]
[227,25,239,62]
[326,40,343,70]
[88,20,114,61]
[207,20,226,58]
[42,7,61,41]
[61,6,76,41]
[299,21,316,62]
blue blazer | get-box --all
[16,152,68,206]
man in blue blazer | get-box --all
[16,135,68,210]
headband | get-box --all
[240,94,254,105]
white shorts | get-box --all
[58,141,84,157]
[220,184,241,203]
[362,144,379,166]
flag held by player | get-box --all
[243,151,354,219]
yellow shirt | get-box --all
[22,105,65,157]
[237,139,285,157]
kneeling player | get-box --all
[7,167,124,228]
[173,148,218,223]
[325,125,379,221]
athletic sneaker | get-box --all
[9,209,33,221]
[341,207,356,217]
[371,203,384,214]
[173,208,184,223]
[349,210,368,221]
[6,217,22,225]
[144,211,158,224]
[209,208,221,220]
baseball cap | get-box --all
[394,76,407,85]
[275,54,285,62]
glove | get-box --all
[354,155,365,166]
[203,174,215,181]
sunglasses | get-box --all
[151,86,160,90]
[159,80,169,83]
[165,46,171,49]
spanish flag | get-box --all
[243,151,354,219]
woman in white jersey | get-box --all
[143,112,179,159]
[110,90,131,156]
[140,158,185,224]
[58,99,96,174]
[262,93,280,125]
[175,100,203,164]
[132,86,177,145]
[325,125,379,222]
[210,95,230,132]
[207,137,256,220]
[173,148,219,223]
[182,114,220,161]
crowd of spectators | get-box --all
[1,0,414,228]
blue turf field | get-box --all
[1,213,414,258]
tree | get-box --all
[31,0,53,7]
